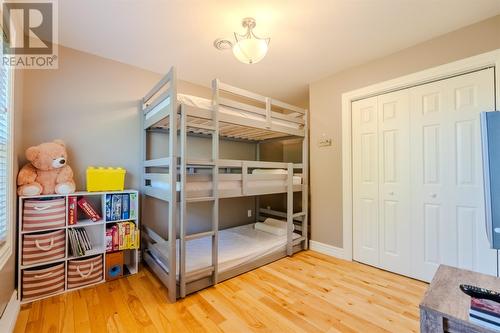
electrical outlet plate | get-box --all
[247,210,252,217]
[318,138,332,147]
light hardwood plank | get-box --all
[14,251,427,333]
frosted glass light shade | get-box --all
[232,38,269,64]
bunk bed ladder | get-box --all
[141,67,178,303]
[178,92,220,298]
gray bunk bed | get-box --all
[140,67,308,302]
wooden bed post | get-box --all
[139,98,146,279]
[242,162,248,196]
[179,105,187,298]
[140,97,146,209]
[211,79,220,285]
[256,143,260,222]
[287,163,293,256]
[265,97,271,129]
[302,109,309,250]
[167,67,178,302]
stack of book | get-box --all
[105,221,140,252]
[68,227,93,257]
[470,297,500,331]
[106,193,136,221]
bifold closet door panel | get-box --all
[410,68,497,282]
[377,90,411,276]
[352,97,379,266]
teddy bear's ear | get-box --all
[53,139,65,147]
[25,146,40,162]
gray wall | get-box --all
[309,14,500,248]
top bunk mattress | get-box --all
[150,175,302,192]
[149,223,301,276]
[145,93,301,130]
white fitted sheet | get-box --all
[150,175,302,192]
[150,223,301,276]
[145,93,302,130]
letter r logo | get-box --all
[3,2,53,55]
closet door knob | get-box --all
[430,193,437,198]
[389,191,395,196]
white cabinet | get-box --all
[352,68,497,282]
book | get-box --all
[122,194,130,220]
[106,222,139,252]
[470,315,500,331]
[112,225,119,251]
[111,195,122,221]
[118,222,125,250]
[471,297,500,317]
[125,222,131,249]
[78,228,92,251]
[129,222,135,248]
[129,193,137,219]
[105,195,112,221]
[68,227,94,257]
[68,229,79,256]
[68,196,78,225]
[105,228,113,252]
[135,229,140,249]
[77,197,101,222]
[469,297,500,331]
[68,228,93,257]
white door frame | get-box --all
[341,49,500,261]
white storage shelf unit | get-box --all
[18,190,139,303]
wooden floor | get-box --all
[14,251,428,333]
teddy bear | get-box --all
[17,140,76,196]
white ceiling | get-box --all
[59,0,500,105]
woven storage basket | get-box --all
[22,229,66,266]
[67,254,103,289]
[21,262,65,301]
[23,198,66,232]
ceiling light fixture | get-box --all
[214,17,270,65]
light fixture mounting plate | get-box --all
[241,17,256,29]
[213,38,233,50]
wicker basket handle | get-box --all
[35,238,54,251]
[34,271,54,279]
[76,262,94,278]
[33,204,52,211]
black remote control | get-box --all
[460,284,500,303]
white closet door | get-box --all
[352,97,379,265]
[377,90,411,275]
[410,68,497,281]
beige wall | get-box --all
[22,46,218,189]
[309,14,500,248]
[22,46,261,239]
[259,139,304,213]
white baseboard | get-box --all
[309,240,350,260]
[0,291,19,333]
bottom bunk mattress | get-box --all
[148,223,301,277]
